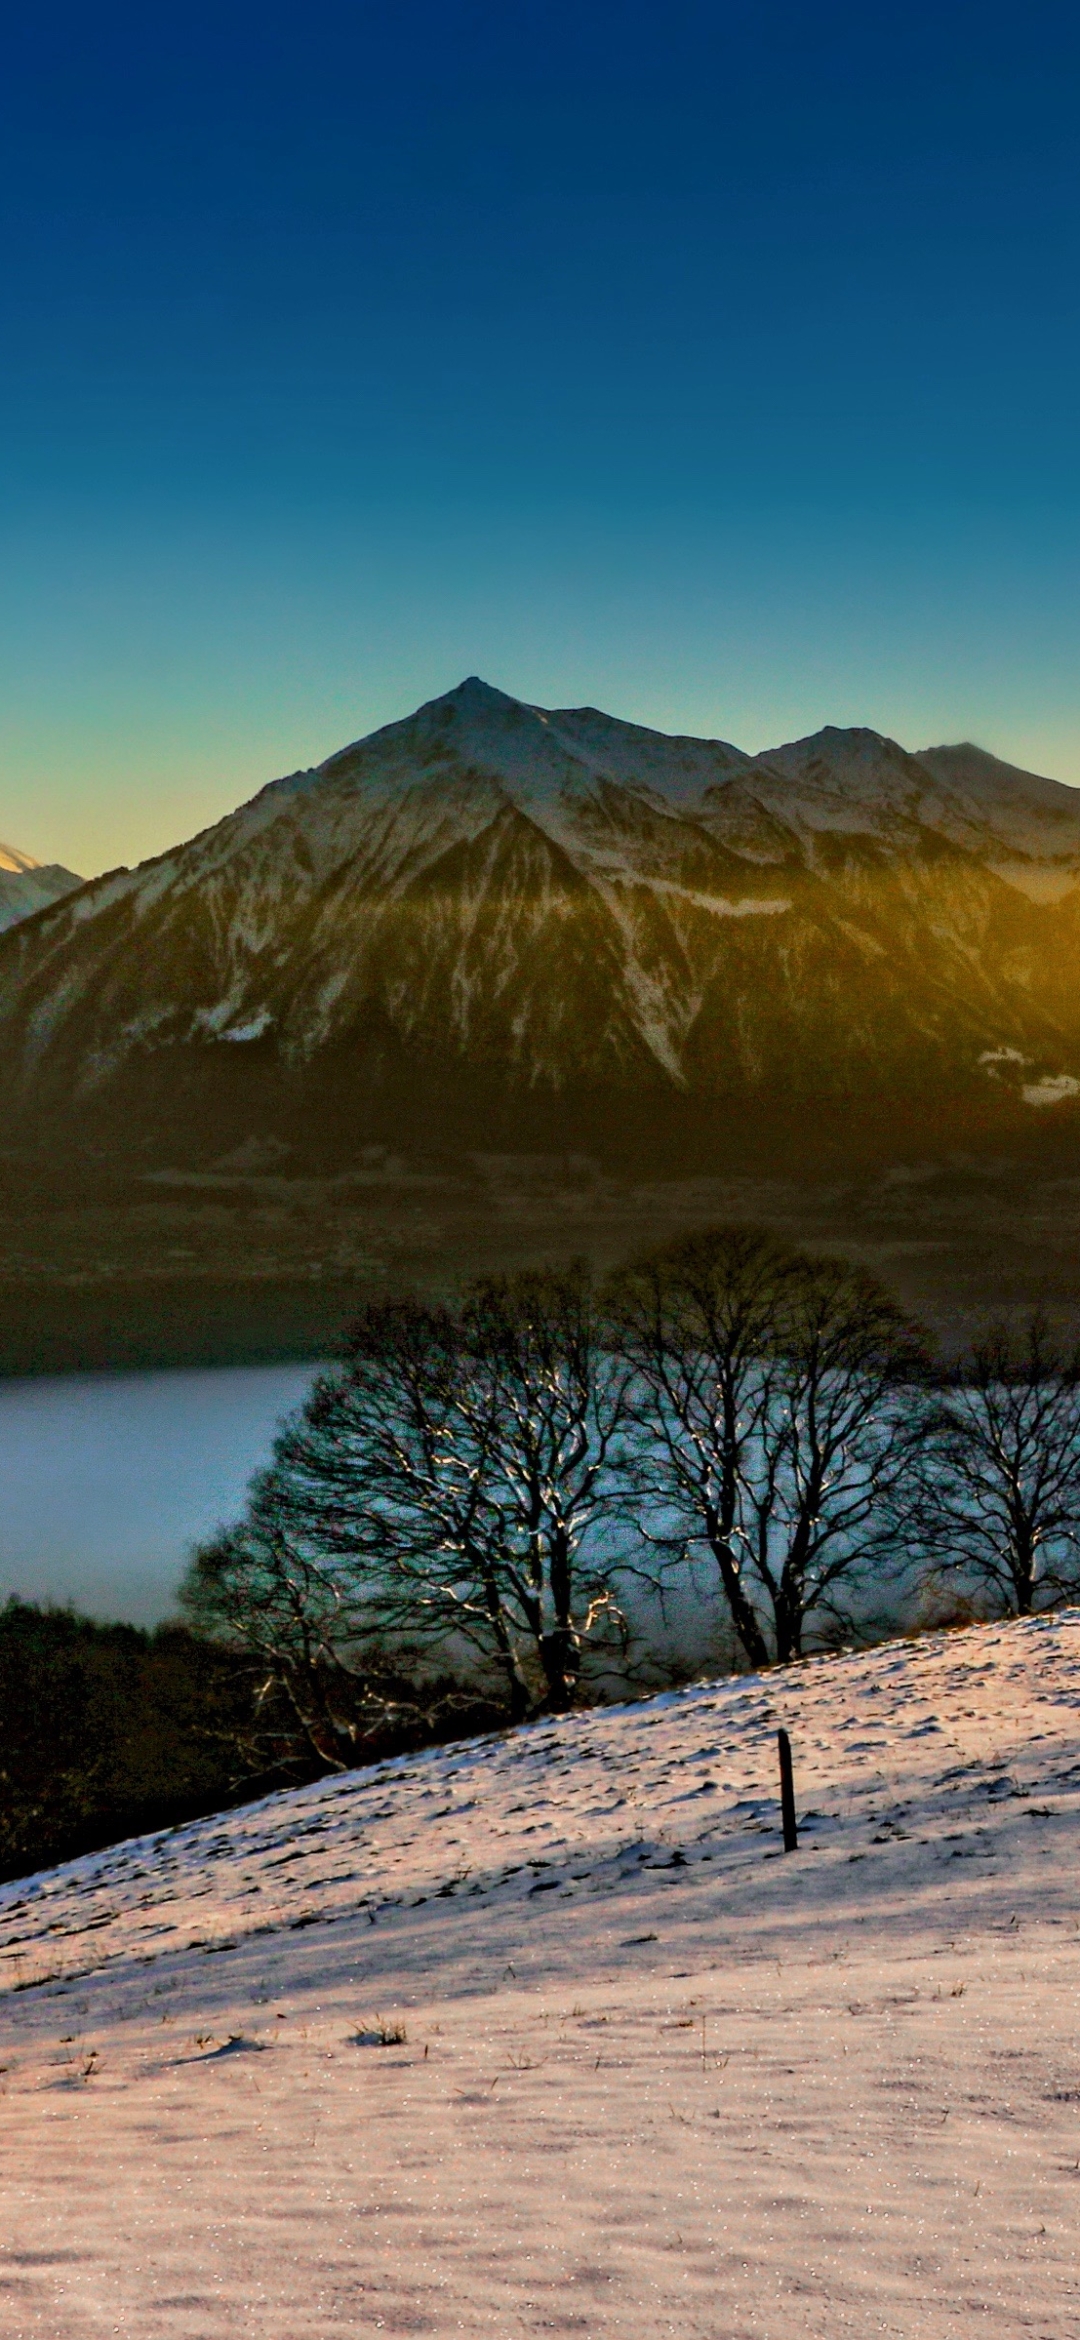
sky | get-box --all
[1,0,1078,878]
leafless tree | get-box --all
[186,1269,636,1726]
[181,1493,422,1769]
[609,1227,794,1669]
[457,1265,638,1709]
[910,1315,1080,1616]
[609,1227,928,1665]
[182,1296,521,1747]
[739,1254,929,1660]
[254,1297,537,1719]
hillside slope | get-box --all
[2,1611,1078,2337]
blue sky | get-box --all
[2,0,1078,875]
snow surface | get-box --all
[1023,1074,1080,1108]
[2,1613,1080,2337]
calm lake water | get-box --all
[0,1363,324,1626]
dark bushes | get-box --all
[0,1599,504,1884]
[0,1603,258,1882]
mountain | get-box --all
[0,843,83,936]
[2,677,1080,1171]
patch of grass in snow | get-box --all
[350,2020,408,2047]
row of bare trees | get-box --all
[182,1230,1080,1765]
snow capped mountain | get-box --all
[910,742,1080,900]
[0,843,83,936]
[2,679,1080,1166]
[729,728,1080,899]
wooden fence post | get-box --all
[778,1727,798,1852]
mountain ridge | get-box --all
[0,842,83,937]
[2,678,1080,1170]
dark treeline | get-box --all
[0,1605,258,1884]
[184,1227,1080,1766]
[0,1601,501,1885]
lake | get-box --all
[0,1362,324,1626]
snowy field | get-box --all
[1,1614,1079,2338]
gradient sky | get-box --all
[2,0,1078,877]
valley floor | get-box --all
[1,1616,1079,2337]
[7,1148,1080,1370]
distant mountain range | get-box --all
[0,843,82,936]
[3,678,1080,1170]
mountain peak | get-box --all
[417,676,533,728]
[0,845,84,935]
[445,674,517,708]
[915,740,1078,809]
[322,675,608,820]
[753,723,916,775]
[0,840,43,876]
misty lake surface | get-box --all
[0,1362,324,1625]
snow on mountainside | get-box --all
[0,842,83,935]
[736,728,1080,899]
[2,678,1080,1162]
[912,741,1080,899]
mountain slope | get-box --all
[0,843,83,936]
[913,741,1080,900]
[2,679,1079,1168]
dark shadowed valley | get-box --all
[4,1139,1080,1372]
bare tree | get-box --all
[911,1315,1080,1616]
[738,1254,929,1660]
[610,1228,928,1666]
[609,1227,794,1670]
[181,1492,420,1770]
[458,1265,637,1709]
[182,1296,526,1747]
[254,1297,537,1721]
[187,1270,636,1726]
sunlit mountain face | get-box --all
[3,678,1080,1171]
[0,843,83,937]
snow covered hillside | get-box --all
[2,1611,1079,2336]
[3,679,1080,1164]
[0,841,82,935]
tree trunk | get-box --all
[708,1526,771,1671]
[773,1602,803,1665]
[540,1629,577,1711]
[481,1565,533,1721]
[541,1529,579,1710]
